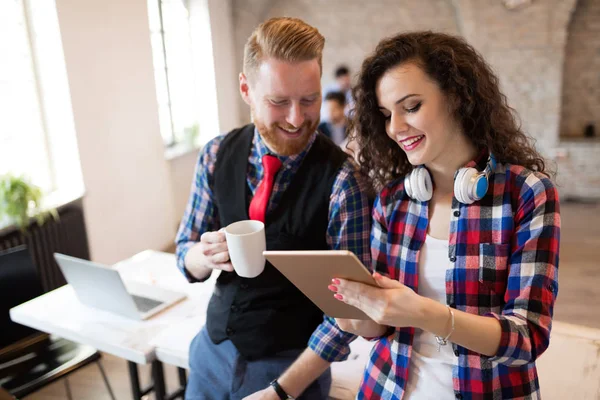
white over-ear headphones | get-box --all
[404,153,497,204]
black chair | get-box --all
[0,246,115,399]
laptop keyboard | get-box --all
[131,294,164,313]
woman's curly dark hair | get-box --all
[349,31,550,191]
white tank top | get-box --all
[404,235,455,399]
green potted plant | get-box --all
[183,123,200,148]
[0,174,56,233]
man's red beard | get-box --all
[254,117,319,156]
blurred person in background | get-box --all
[318,91,348,146]
[321,65,355,120]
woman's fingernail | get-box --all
[373,272,382,279]
[334,294,344,300]
[331,278,340,285]
[328,285,338,292]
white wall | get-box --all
[169,150,199,225]
[54,0,240,264]
[207,0,241,133]
[55,0,176,264]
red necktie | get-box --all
[249,155,283,222]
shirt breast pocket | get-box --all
[478,243,510,305]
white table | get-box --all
[537,321,600,399]
[10,250,205,400]
[10,250,375,399]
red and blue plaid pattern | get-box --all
[175,128,371,362]
[360,161,560,400]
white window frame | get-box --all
[0,0,84,205]
[148,0,203,151]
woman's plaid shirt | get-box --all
[359,160,560,400]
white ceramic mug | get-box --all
[224,220,266,278]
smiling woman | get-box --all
[351,33,549,194]
[333,31,561,400]
[375,62,475,171]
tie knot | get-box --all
[262,155,282,176]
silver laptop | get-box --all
[54,253,186,320]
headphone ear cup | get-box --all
[405,167,433,202]
[472,174,489,201]
[454,167,478,204]
[415,167,433,202]
[453,168,467,203]
[410,169,421,200]
[404,171,414,199]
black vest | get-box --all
[206,124,348,360]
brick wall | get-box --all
[560,0,600,138]
[232,0,461,127]
[231,0,600,200]
[555,140,600,200]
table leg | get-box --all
[127,361,142,399]
[152,360,167,400]
[160,367,187,400]
[177,367,187,387]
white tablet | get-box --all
[263,250,376,320]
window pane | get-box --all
[147,0,200,146]
[0,0,53,191]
